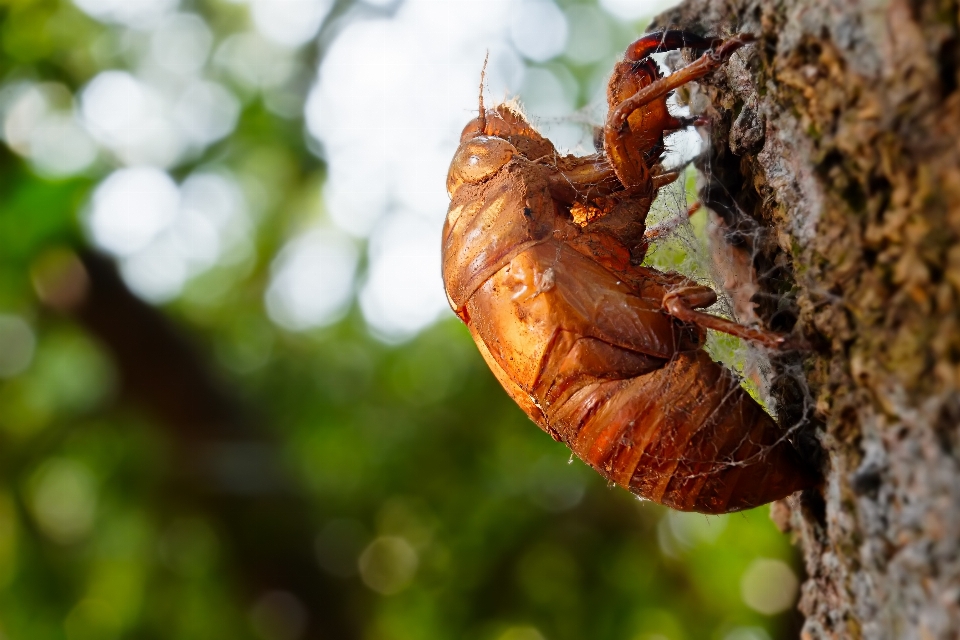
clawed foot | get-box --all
[662,285,807,351]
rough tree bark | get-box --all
[652,0,960,637]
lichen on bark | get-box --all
[652,0,960,637]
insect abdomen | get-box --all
[549,350,817,513]
[463,241,816,514]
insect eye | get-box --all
[446,136,516,196]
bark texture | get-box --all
[652,0,960,637]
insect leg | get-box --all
[662,285,794,349]
[604,34,755,189]
[651,170,681,191]
[545,157,620,204]
[623,30,722,62]
[609,34,755,132]
[546,158,684,205]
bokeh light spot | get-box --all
[358,212,450,341]
[86,168,250,303]
[266,228,359,331]
[509,0,569,62]
[497,627,545,640]
[150,13,213,75]
[0,315,36,378]
[73,0,178,29]
[2,83,97,177]
[216,32,298,90]
[81,71,186,167]
[358,535,418,595]
[119,236,190,302]
[249,0,333,48]
[724,627,772,640]
[172,80,240,146]
[29,114,98,177]
[28,458,98,545]
[88,167,180,257]
[305,3,525,241]
[81,71,149,142]
[598,0,682,21]
[740,558,799,615]
[563,5,613,65]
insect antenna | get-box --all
[477,51,488,134]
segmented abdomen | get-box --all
[547,350,815,513]
[466,242,816,514]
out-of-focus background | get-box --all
[0,0,804,638]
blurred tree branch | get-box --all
[41,249,360,640]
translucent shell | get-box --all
[440,33,819,514]
[446,136,517,198]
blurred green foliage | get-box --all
[0,0,803,639]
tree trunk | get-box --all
[652,0,960,637]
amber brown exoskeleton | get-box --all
[441,31,819,513]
